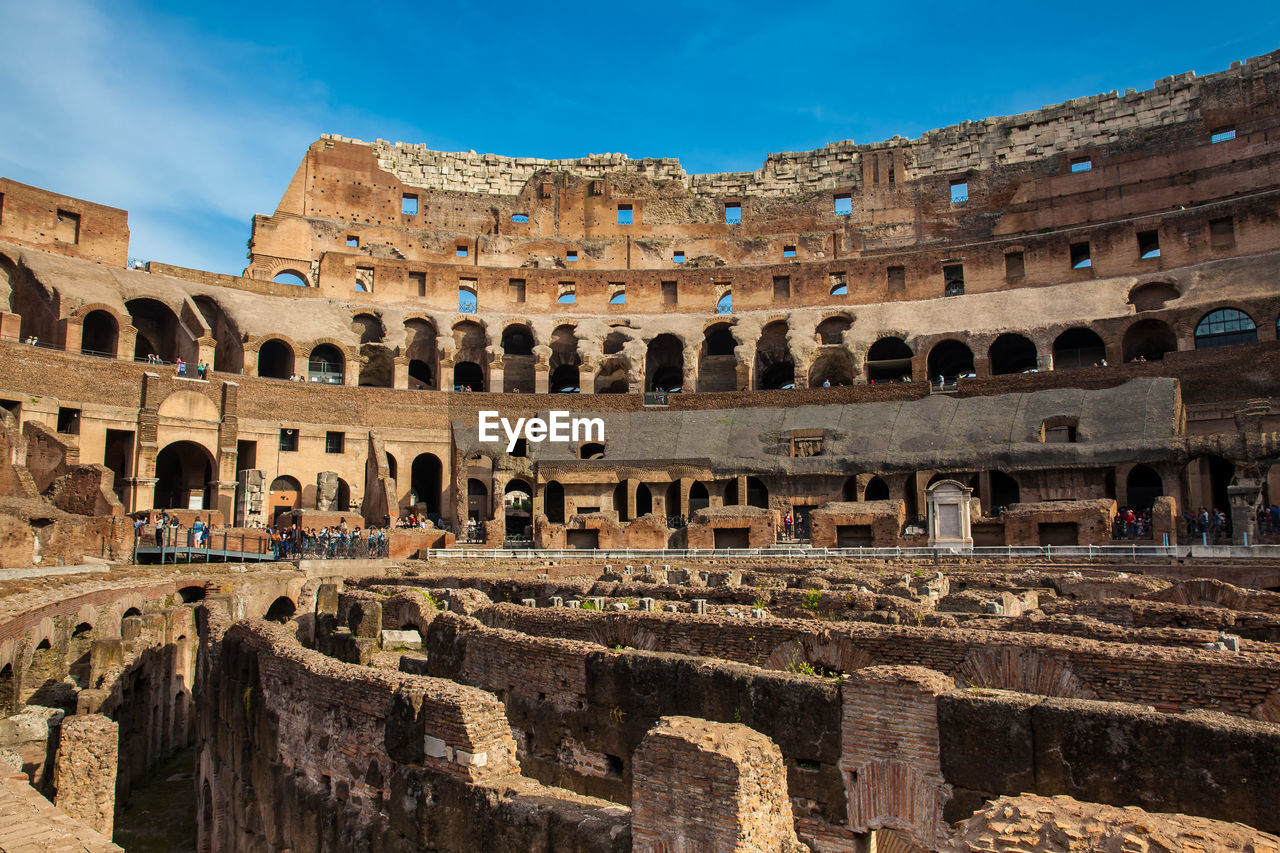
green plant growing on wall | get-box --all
[801,589,822,612]
[581,600,598,611]
[419,590,442,610]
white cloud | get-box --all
[0,0,321,273]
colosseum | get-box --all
[0,46,1278,852]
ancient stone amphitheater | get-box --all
[0,48,1278,852]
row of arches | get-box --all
[67,299,1269,393]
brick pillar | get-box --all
[53,714,118,838]
[118,325,138,360]
[736,474,748,506]
[488,356,505,395]
[534,362,549,394]
[59,318,83,353]
[839,666,955,849]
[392,355,410,390]
[632,716,807,853]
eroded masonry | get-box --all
[0,49,1278,852]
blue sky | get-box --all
[1,0,1278,276]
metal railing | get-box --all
[297,536,388,559]
[423,544,1205,560]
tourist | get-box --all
[176,357,187,377]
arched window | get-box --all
[1123,319,1177,362]
[80,310,119,357]
[308,344,344,384]
[1195,309,1257,349]
[716,292,733,314]
[272,270,308,286]
[1126,464,1163,510]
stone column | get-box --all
[488,355,505,395]
[343,347,359,386]
[632,716,807,853]
[534,362,549,394]
[59,318,83,353]
[53,714,118,839]
[118,325,138,361]
[736,474,748,506]
[392,355,410,390]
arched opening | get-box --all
[815,316,851,345]
[453,361,485,392]
[264,597,296,623]
[257,339,294,379]
[865,337,913,383]
[268,475,300,523]
[646,334,685,392]
[408,359,434,389]
[409,453,442,516]
[842,477,859,501]
[501,323,535,393]
[595,357,630,394]
[635,483,653,517]
[903,478,919,521]
[716,292,732,314]
[579,442,605,460]
[386,453,398,481]
[405,319,438,388]
[466,478,488,523]
[307,344,345,384]
[1128,281,1180,312]
[549,325,581,393]
[989,470,1021,510]
[1122,319,1177,362]
[1187,455,1234,518]
[0,664,15,718]
[689,481,709,513]
[359,344,394,387]
[68,623,93,687]
[1052,327,1107,370]
[504,479,532,535]
[550,364,580,393]
[23,638,62,708]
[351,313,384,344]
[864,476,889,501]
[665,481,683,518]
[725,476,769,508]
[989,334,1038,375]
[755,322,794,389]
[927,339,974,382]
[178,586,207,603]
[1126,464,1163,510]
[154,441,214,510]
[1195,308,1257,349]
[613,482,631,521]
[809,349,855,387]
[271,270,308,286]
[334,478,351,512]
[698,322,738,392]
[127,298,180,362]
[544,481,565,523]
[80,310,118,357]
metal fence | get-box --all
[423,544,1201,560]
[297,536,388,559]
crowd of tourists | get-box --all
[1111,507,1155,540]
[1179,507,1232,541]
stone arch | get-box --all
[988,333,1038,375]
[595,356,631,394]
[864,476,890,501]
[845,759,950,849]
[77,305,121,357]
[154,440,215,510]
[755,321,794,390]
[1052,327,1106,370]
[589,620,660,651]
[866,337,913,382]
[698,322,738,392]
[1128,280,1180,311]
[158,389,221,423]
[126,297,181,362]
[815,314,852,345]
[764,632,872,675]
[955,646,1096,698]
[501,322,536,392]
[409,453,443,516]
[305,340,346,384]
[1125,464,1163,510]
[351,313,385,344]
[264,596,297,623]
[255,337,296,379]
[926,338,974,382]
[809,348,855,387]
[543,480,565,524]
[266,262,311,286]
[646,333,685,392]
[1122,318,1177,362]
